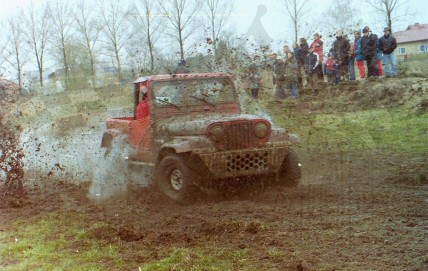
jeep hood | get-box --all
[155,113,265,136]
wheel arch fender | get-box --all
[161,139,192,153]
[160,136,215,154]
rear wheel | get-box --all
[156,154,198,203]
[278,149,301,187]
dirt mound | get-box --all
[318,77,428,113]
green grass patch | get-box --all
[140,247,248,271]
[75,100,107,113]
[0,213,126,271]
[396,52,428,75]
[0,213,250,271]
[103,95,134,109]
[266,105,428,154]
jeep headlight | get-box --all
[253,122,268,138]
[210,125,226,142]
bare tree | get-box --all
[75,0,102,87]
[321,0,363,36]
[202,0,234,57]
[4,14,27,93]
[282,0,311,43]
[158,0,202,60]
[49,1,76,90]
[363,0,410,33]
[131,0,163,72]
[23,2,50,87]
[0,23,7,75]
[98,0,130,81]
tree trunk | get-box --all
[62,45,70,91]
[149,39,155,72]
[178,29,185,60]
[294,7,298,44]
[211,11,217,57]
[38,61,44,88]
[86,33,96,88]
[16,57,23,94]
[387,11,393,33]
[115,47,122,81]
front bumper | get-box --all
[198,146,289,178]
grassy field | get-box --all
[267,105,428,154]
[396,52,428,75]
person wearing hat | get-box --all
[333,30,351,81]
[305,46,320,96]
[136,86,150,120]
[361,26,379,78]
[379,27,397,77]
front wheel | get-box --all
[156,154,198,203]
[277,149,302,187]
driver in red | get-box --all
[136,86,150,119]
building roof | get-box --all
[395,23,428,44]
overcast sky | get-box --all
[234,0,427,37]
[1,0,427,37]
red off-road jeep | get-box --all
[101,73,301,202]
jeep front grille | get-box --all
[199,147,288,178]
[225,121,256,149]
[226,152,268,172]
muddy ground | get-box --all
[1,77,428,270]
[1,149,427,270]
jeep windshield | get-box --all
[151,78,236,108]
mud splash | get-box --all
[19,120,149,201]
[0,125,25,192]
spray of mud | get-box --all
[0,125,25,192]
[88,134,149,201]
[19,110,149,202]
[238,85,274,123]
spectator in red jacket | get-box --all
[311,33,324,80]
[137,86,150,120]
[324,53,338,85]
[353,30,366,79]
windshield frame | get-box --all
[150,77,237,110]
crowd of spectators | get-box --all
[247,26,398,100]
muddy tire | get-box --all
[156,154,198,203]
[278,149,301,187]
